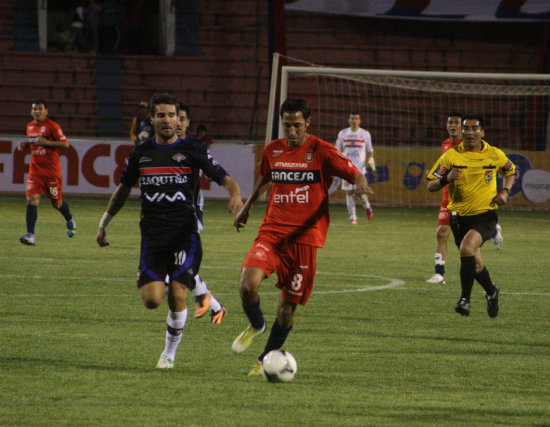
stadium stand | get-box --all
[0,0,545,139]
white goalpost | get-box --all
[267,58,550,211]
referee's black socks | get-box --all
[475,267,497,296]
[459,256,476,300]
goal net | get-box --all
[267,57,550,211]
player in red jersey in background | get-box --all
[17,100,76,246]
[427,112,503,284]
[231,98,373,375]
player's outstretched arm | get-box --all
[222,176,243,215]
[96,184,132,247]
[354,172,374,195]
[234,174,271,232]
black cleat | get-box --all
[486,284,500,318]
[455,298,470,316]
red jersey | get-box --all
[258,135,359,248]
[440,137,462,206]
[26,117,68,177]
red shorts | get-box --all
[437,203,451,227]
[26,173,63,202]
[242,238,317,306]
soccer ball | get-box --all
[261,350,297,383]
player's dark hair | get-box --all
[31,100,47,108]
[448,112,462,120]
[149,93,179,115]
[178,101,190,119]
[463,114,485,129]
[280,98,310,119]
[350,111,361,116]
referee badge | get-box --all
[485,170,493,184]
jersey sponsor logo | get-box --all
[273,185,310,204]
[274,161,308,168]
[31,147,47,156]
[272,150,284,157]
[139,156,152,163]
[484,170,494,184]
[143,191,187,202]
[433,164,449,179]
[139,174,189,186]
[271,169,320,184]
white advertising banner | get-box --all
[0,136,255,198]
[285,0,550,22]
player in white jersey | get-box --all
[335,113,375,224]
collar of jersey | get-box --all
[152,137,184,148]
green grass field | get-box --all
[1,194,549,426]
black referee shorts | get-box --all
[450,210,498,247]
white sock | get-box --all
[346,194,357,220]
[192,274,208,295]
[435,253,445,266]
[191,275,222,312]
[359,194,371,210]
[162,309,187,361]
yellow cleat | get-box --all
[247,360,263,376]
[231,324,266,353]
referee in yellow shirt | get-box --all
[427,114,516,317]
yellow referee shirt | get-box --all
[427,141,516,216]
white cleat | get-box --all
[156,355,174,369]
[427,273,446,284]
[492,224,503,250]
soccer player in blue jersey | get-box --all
[176,102,227,324]
[96,93,243,368]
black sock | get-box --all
[58,201,73,221]
[259,319,293,361]
[435,264,445,275]
[243,300,265,330]
[26,205,37,234]
[475,267,496,295]
[459,256,476,300]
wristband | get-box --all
[99,212,113,229]
[439,175,448,187]
[501,188,510,194]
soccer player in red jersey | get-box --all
[231,98,373,375]
[426,112,463,283]
[17,100,76,246]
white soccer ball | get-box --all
[261,350,297,383]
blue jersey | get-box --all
[120,136,228,231]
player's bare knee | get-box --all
[437,225,451,239]
[142,297,161,309]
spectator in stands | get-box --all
[71,1,87,52]
[85,0,102,53]
[195,125,213,148]
[51,23,72,53]
[129,100,154,145]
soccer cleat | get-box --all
[427,273,446,284]
[349,219,358,225]
[491,224,503,250]
[486,284,500,318]
[210,305,227,325]
[66,217,77,238]
[194,291,211,318]
[366,208,374,220]
[247,360,263,376]
[231,324,266,353]
[19,233,36,246]
[455,298,471,316]
[156,355,174,369]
